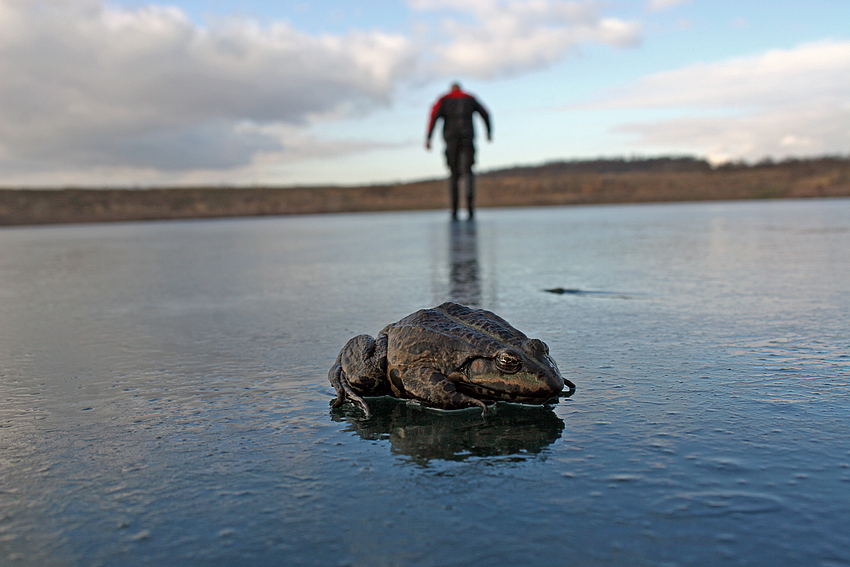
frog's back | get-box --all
[433,302,530,348]
[383,302,528,356]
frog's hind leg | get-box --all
[328,333,388,419]
[329,363,372,418]
[398,366,490,415]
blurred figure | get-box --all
[426,82,491,220]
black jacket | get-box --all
[427,89,491,142]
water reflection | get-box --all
[448,219,481,306]
[332,397,565,466]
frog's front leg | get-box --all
[392,366,489,414]
[329,334,388,418]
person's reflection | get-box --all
[448,219,481,306]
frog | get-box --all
[328,302,575,418]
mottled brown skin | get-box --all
[329,302,575,417]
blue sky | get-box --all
[1,0,848,187]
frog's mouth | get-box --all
[457,381,561,404]
[457,355,567,404]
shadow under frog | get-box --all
[331,396,566,465]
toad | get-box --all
[329,302,574,417]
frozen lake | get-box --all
[1,199,849,566]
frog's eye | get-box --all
[495,349,523,374]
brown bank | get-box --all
[2,157,849,226]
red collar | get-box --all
[443,89,471,100]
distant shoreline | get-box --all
[2,156,849,226]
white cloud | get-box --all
[647,0,691,12]
[618,103,850,164]
[580,40,850,162]
[409,0,641,79]
[0,0,415,177]
[584,40,850,110]
[0,0,643,185]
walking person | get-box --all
[426,82,491,220]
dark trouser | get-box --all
[449,172,474,219]
[445,137,475,218]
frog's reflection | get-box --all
[332,397,565,465]
[448,220,481,306]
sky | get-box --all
[1,0,849,188]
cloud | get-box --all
[583,40,850,110]
[579,40,850,162]
[647,0,690,12]
[618,103,850,164]
[0,0,414,176]
[0,0,641,184]
[410,0,641,79]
